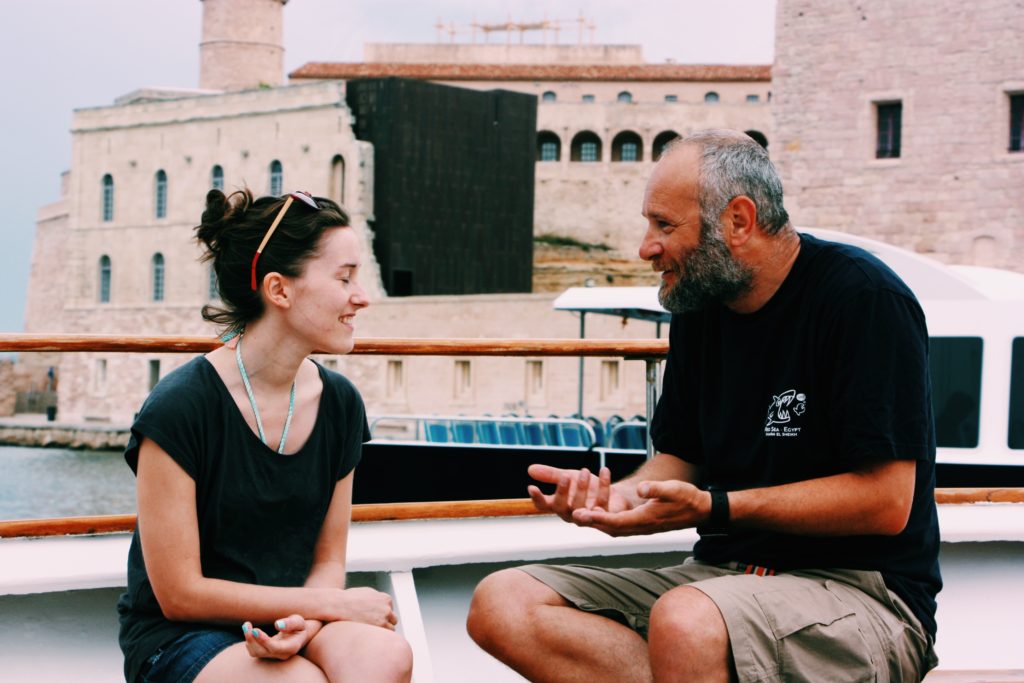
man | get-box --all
[467,130,941,682]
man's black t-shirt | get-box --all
[650,233,942,636]
[117,356,369,683]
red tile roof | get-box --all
[289,62,771,83]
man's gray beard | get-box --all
[658,223,754,314]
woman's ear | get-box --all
[261,272,292,309]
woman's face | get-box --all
[287,227,369,354]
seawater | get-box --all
[0,445,136,519]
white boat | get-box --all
[2,229,1024,681]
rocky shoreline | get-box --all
[0,418,128,451]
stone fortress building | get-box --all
[772,0,1024,268]
[23,0,1021,426]
[23,0,770,424]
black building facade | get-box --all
[346,78,536,296]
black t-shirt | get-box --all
[117,356,369,683]
[650,233,942,636]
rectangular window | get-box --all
[454,360,472,400]
[526,360,544,401]
[386,360,404,399]
[746,94,760,103]
[876,102,902,158]
[930,337,983,448]
[1009,338,1024,449]
[581,94,595,103]
[322,358,338,371]
[148,360,160,392]
[581,142,598,162]
[664,95,678,103]
[208,266,219,300]
[540,142,558,162]
[621,143,638,162]
[600,360,621,402]
[93,358,107,395]
[1010,93,1024,152]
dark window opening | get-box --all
[876,102,902,159]
[1010,94,1024,152]
[652,131,680,161]
[745,130,768,150]
[1009,337,1024,449]
[930,337,982,448]
[570,132,602,162]
[102,174,114,222]
[536,131,561,162]
[612,131,643,162]
[148,360,160,392]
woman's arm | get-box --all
[136,438,388,625]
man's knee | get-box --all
[649,585,728,647]
[467,568,559,649]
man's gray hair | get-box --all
[667,130,790,235]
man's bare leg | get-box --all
[648,586,735,683]
[467,568,652,683]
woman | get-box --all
[117,189,412,683]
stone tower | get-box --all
[199,0,288,91]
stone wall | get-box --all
[772,0,1024,269]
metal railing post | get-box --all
[644,358,659,460]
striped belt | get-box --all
[730,562,776,576]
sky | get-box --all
[0,0,777,333]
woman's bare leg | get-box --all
[195,643,329,683]
[304,621,413,683]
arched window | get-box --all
[330,155,345,204]
[652,130,680,161]
[98,255,111,303]
[154,170,167,219]
[570,131,602,162]
[704,91,720,103]
[744,130,769,150]
[102,174,114,222]
[536,131,561,162]
[541,91,557,102]
[269,160,283,196]
[612,131,643,162]
[152,253,165,302]
[211,165,224,190]
[617,91,633,104]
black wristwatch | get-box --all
[696,488,730,537]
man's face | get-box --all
[639,147,753,313]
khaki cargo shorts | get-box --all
[520,558,938,683]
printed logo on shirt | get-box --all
[764,389,806,437]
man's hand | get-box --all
[573,479,711,537]
[242,615,308,660]
[527,464,635,523]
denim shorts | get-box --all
[140,629,242,683]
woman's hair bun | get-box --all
[195,188,253,257]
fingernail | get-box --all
[242,624,250,635]
[275,619,286,630]
[253,629,261,638]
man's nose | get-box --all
[638,231,662,262]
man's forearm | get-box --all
[728,459,915,537]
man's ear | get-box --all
[724,195,758,246]
[262,272,292,310]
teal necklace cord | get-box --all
[235,335,296,454]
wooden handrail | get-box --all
[3,490,1022,539]
[0,499,545,538]
[0,334,668,358]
